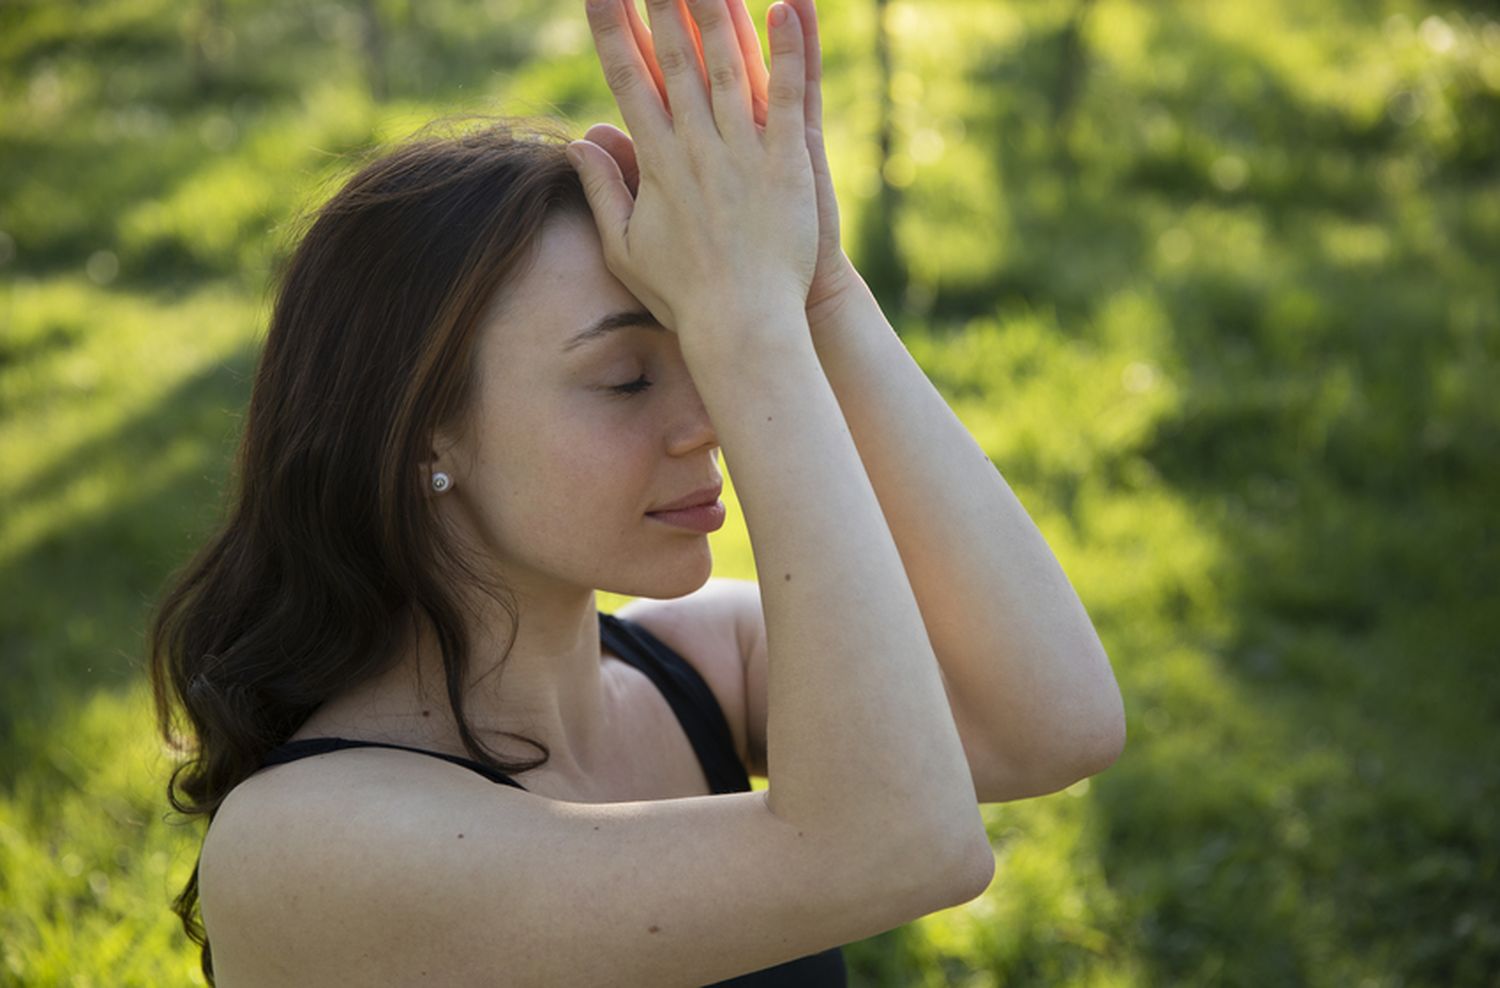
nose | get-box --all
[669,371,719,457]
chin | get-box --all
[612,550,714,601]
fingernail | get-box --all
[565,144,583,168]
[770,3,786,26]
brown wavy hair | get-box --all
[146,114,592,983]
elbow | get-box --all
[967,660,1127,803]
[1064,692,1128,781]
[882,820,996,914]
[947,836,997,904]
[1097,680,1129,765]
[1080,686,1128,773]
[920,830,996,909]
[1072,653,1127,770]
[1035,684,1128,795]
[927,811,997,902]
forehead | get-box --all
[482,212,634,357]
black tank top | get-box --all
[259,611,849,988]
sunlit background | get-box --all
[2,0,1497,984]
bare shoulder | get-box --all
[195,736,983,986]
[613,577,760,774]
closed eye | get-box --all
[608,374,653,397]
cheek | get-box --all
[520,411,655,513]
[482,385,657,517]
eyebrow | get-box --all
[561,310,669,353]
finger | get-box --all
[625,0,711,118]
[680,0,712,94]
[687,0,757,146]
[787,0,823,137]
[584,122,641,197]
[621,0,670,112]
[566,140,634,254]
[585,0,672,148]
[724,0,770,128]
[642,0,714,131]
[764,2,806,151]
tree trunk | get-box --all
[860,0,910,317]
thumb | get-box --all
[565,140,632,254]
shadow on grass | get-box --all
[0,340,258,785]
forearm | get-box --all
[680,314,988,862]
[809,277,1126,784]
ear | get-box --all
[422,428,467,491]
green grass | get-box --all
[2,0,1498,984]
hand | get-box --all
[568,0,818,347]
[575,0,860,338]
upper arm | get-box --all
[622,578,989,794]
[201,754,982,986]
[619,578,1077,803]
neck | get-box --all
[304,596,620,780]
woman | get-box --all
[150,0,1019,983]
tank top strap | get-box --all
[259,614,750,795]
[259,736,528,790]
[600,611,751,795]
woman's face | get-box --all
[434,210,723,601]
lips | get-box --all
[649,483,723,513]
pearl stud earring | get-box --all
[432,472,451,492]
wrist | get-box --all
[806,260,870,342]
[808,269,882,356]
[678,304,813,369]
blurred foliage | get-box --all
[1,0,1497,984]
